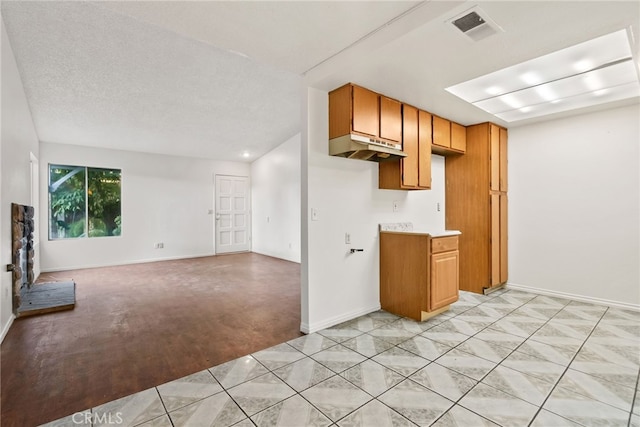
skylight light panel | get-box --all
[445,29,640,122]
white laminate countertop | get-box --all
[388,229,461,237]
[418,229,461,237]
[378,223,460,237]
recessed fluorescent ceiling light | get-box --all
[446,29,640,122]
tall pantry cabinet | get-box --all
[445,123,508,294]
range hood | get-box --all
[329,134,407,162]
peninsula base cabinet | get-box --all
[380,232,459,321]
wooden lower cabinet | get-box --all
[430,247,459,311]
[380,232,459,321]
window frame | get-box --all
[48,163,122,240]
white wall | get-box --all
[39,142,250,271]
[301,86,447,332]
[251,134,301,263]
[509,104,640,308]
[1,20,40,340]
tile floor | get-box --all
[42,289,640,427]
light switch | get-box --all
[311,208,319,221]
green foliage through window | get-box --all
[49,165,121,239]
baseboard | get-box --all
[1,314,15,344]
[300,303,381,334]
[506,282,640,311]
[251,249,301,264]
[40,252,217,273]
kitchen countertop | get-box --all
[380,229,461,237]
[378,222,460,237]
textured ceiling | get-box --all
[1,1,419,161]
[2,1,639,161]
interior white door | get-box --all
[215,175,250,254]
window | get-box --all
[48,165,121,239]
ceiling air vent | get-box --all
[452,11,485,33]
[449,6,503,42]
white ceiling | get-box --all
[2,1,639,162]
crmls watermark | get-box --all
[72,411,123,425]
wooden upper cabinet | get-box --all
[432,116,451,148]
[490,124,508,192]
[329,83,402,146]
[418,110,432,189]
[352,85,379,138]
[328,84,351,139]
[451,122,467,152]
[401,104,419,188]
[433,116,466,155]
[379,105,431,191]
[330,83,465,160]
[380,96,402,143]
[490,124,500,192]
[499,127,508,192]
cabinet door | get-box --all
[352,85,379,137]
[490,124,500,192]
[432,116,451,148]
[490,193,501,287]
[500,193,508,283]
[430,251,459,311]
[401,105,419,188]
[328,84,352,139]
[418,110,432,189]
[500,127,508,192]
[451,122,467,152]
[380,97,402,143]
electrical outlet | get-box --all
[345,233,351,244]
[155,242,164,249]
[437,202,441,212]
[393,201,399,212]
